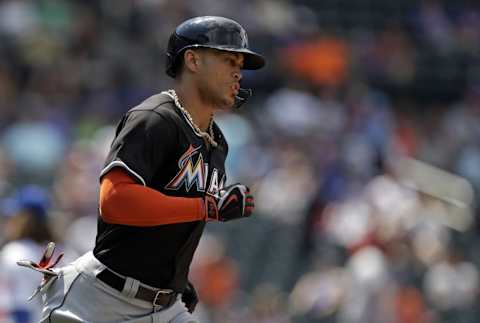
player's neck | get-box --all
[173,84,213,131]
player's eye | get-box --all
[224,55,243,68]
[231,58,242,68]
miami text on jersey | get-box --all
[165,145,225,195]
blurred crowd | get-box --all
[1,0,480,322]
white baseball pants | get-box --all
[39,252,199,323]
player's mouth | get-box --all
[231,83,240,95]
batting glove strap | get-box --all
[205,184,254,221]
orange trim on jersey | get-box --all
[99,168,206,226]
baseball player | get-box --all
[32,16,265,323]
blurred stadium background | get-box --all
[1,0,480,322]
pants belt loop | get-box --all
[122,277,140,298]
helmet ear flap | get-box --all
[165,52,176,78]
[166,33,190,78]
[166,51,186,78]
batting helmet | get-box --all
[166,16,266,78]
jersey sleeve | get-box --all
[99,168,205,226]
[100,110,177,186]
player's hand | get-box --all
[182,281,198,313]
[205,184,254,221]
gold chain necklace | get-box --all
[164,89,217,147]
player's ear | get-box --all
[183,49,201,74]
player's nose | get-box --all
[232,71,242,81]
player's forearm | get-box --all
[99,168,205,226]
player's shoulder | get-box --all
[128,92,178,118]
[123,92,185,129]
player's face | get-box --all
[197,50,244,109]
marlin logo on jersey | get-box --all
[165,145,226,195]
[165,145,206,192]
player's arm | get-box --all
[99,109,209,226]
[99,168,254,225]
[99,168,206,226]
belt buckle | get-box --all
[153,289,174,307]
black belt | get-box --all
[96,269,177,307]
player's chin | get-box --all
[218,94,236,110]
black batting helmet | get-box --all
[166,16,266,78]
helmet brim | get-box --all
[188,45,266,70]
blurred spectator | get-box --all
[190,234,240,322]
[394,286,429,323]
[290,265,346,321]
[1,121,66,183]
[0,185,55,323]
[255,146,317,224]
[243,284,290,323]
[282,37,349,87]
[338,246,394,323]
[424,249,479,316]
[416,0,454,53]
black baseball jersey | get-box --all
[93,92,228,291]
